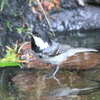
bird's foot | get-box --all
[43,65,59,80]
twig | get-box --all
[18,42,30,53]
[29,0,32,6]
[36,0,55,36]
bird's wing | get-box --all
[57,45,98,56]
[43,44,73,57]
[42,42,60,56]
[42,43,97,57]
[58,44,73,54]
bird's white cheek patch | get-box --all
[33,36,49,50]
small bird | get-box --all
[28,30,98,78]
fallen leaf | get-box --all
[53,0,60,4]
[48,2,55,10]
[42,0,54,10]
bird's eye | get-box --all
[33,31,40,37]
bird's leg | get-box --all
[43,65,59,80]
[51,65,59,77]
[53,76,61,85]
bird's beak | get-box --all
[26,31,33,36]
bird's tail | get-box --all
[66,48,98,57]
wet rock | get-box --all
[60,52,100,69]
[22,0,100,32]
[59,0,79,9]
[50,6,100,31]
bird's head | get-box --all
[28,30,52,53]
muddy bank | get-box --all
[1,0,100,35]
[0,0,100,57]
